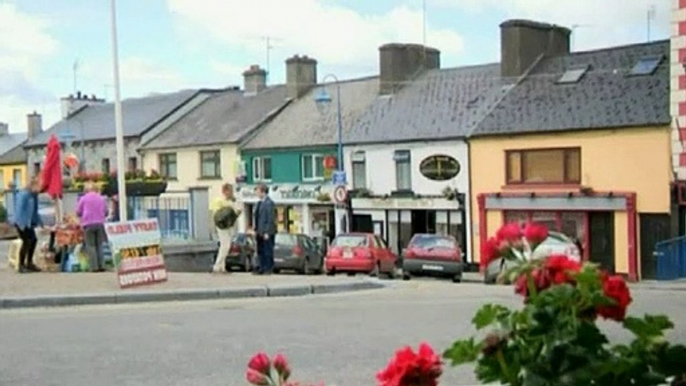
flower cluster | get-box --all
[246,352,322,386]
[377,343,442,386]
[480,222,549,269]
[74,171,106,183]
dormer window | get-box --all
[557,65,589,84]
[628,55,663,76]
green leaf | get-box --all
[443,338,480,366]
[473,304,511,330]
[623,315,673,340]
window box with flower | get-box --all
[73,169,167,196]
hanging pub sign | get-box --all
[419,154,460,181]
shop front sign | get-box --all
[280,189,317,200]
[419,154,460,181]
[238,184,331,203]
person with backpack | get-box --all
[211,183,241,273]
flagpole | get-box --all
[110,0,127,221]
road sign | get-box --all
[332,171,347,185]
[333,185,347,204]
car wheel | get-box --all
[452,274,462,283]
[326,268,336,276]
[402,271,411,281]
[273,268,281,274]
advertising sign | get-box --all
[419,155,460,181]
[105,219,168,289]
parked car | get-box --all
[225,233,256,272]
[325,233,398,278]
[273,233,324,274]
[484,231,582,284]
[401,234,463,283]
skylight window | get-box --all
[557,65,589,84]
[629,55,663,76]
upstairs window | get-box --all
[352,151,367,189]
[159,153,178,180]
[253,157,272,182]
[394,150,412,190]
[200,150,221,179]
[101,158,110,174]
[302,154,324,181]
[629,55,663,76]
[506,148,581,185]
[128,157,138,173]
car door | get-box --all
[374,236,392,271]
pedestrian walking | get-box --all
[211,183,240,273]
[253,184,276,275]
[12,177,43,273]
[77,182,108,272]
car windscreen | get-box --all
[410,235,456,249]
[275,234,298,246]
[332,235,368,248]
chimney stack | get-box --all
[60,91,105,119]
[243,65,267,95]
[286,55,317,100]
[500,19,571,78]
[27,111,42,138]
[0,122,8,136]
[379,43,440,95]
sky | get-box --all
[0,0,671,135]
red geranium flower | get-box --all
[523,222,549,247]
[377,342,442,386]
[544,255,582,284]
[597,275,632,321]
[480,237,501,269]
[514,269,551,297]
[248,352,271,374]
[274,353,291,381]
[496,223,522,243]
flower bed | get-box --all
[244,222,686,386]
[72,169,167,196]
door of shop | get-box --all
[639,213,671,280]
[588,212,615,274]
[411,210,436,235]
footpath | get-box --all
[0,267,386,309]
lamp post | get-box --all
[314,74,347,235]
[110,0,127,221]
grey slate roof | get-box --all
[472,40,670,136]
[141,86,288,149]
[25,89,199,147]
[347,64,514,144]
[0,133,27,165]
[242,77,380,150]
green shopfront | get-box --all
[236,147,338,241]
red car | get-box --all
[325,233,398,277]
[401,234,463,283]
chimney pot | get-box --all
[26,112,42,138]
[286,55,317,99]
[378,43,440,95]
[499,19,571,78]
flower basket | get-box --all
[100,181,167,197]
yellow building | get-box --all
[0,132,27,194]
[469,39,671,281]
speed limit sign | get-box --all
[333,185,347,204]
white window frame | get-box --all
[301,154,325,181]
[252,156,272,182]
[351,151,367,189]
[394,150,412,191]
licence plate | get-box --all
[343,249,353,259]
[274,258,284,263]
[422,264,444,271]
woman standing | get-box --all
[211,183,241,273]
[77,182,108,272]
[13,177,43,273]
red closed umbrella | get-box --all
[42,134,63,199]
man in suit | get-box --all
[253,184,276,275]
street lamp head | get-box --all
[314,87,332,116]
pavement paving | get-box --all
[0,280,684,386]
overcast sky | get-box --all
[0,0,670,135]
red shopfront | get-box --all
[477,191,638,280]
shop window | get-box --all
[394,150,412,191]
[506,148,581,185]
[252,157,272,182]
[101,158,110,173]
[301,154,324,181]
[159,153,177,180]
[352,151,366,189]
[200,150,221,179]
[12,169,21,187]
[33,162,40,177]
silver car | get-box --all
[484,231,581,284]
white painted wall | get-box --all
[343,140,472,260]
[141,144,240,200]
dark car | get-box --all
[401,234,463,283]
[225,233,256,272]
[273,233,324,275]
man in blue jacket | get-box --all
[13,177,43,273]
[253,184,276,275]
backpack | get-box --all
[214,206,237,230]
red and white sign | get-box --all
[333,185,347,204]
[105,219,168,289]
[323,155,337,170]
